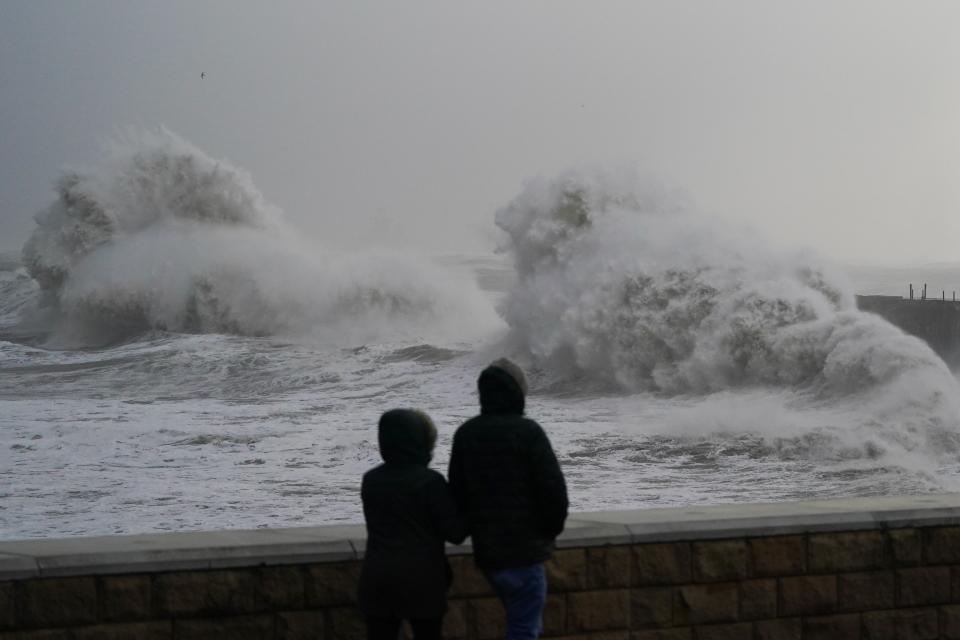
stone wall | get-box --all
[4,494,960,639]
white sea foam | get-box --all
[497,169,952,393]
[495,168,960,459]
[5,147,960,540]
[15,127,501,345]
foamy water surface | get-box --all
[3,130,960,539]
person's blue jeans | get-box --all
[484,563,546,640]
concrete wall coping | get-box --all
[3,493,960,580]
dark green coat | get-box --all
[448,365,569,570]
[358,409,466,619]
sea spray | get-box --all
[22,127,280,292]
[15,128,501,345]
[6,158,960,536]
[495,168,960,460]
[497,169,946,393]
[0,259,38,331]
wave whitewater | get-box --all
[12,128,501,346]
[496,169,955,400]
[4,146,960,538]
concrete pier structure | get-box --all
[857,295,960,367]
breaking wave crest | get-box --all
[496,169,958,405]
[0,261,38,332]
[15,128,500,345]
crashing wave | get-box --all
[496,169,956,402]
[23,128,279,292]
[16,127,500,345]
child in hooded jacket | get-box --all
[358,409,467,640]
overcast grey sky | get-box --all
[2,1,959,263]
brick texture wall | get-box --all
[4,525,960,639]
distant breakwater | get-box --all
[857,294,960,368]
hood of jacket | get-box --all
[378,409,434,465]
[478,359,526,415]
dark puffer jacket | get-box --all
[448,361,569,570]
[358,409,467,619]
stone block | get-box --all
[630,630,692,640]
[808,531,888,573]
[328,607,365,640]
[632,587,673,629]
[779,574,836,616]
[691,622,752,640]
[277,610,324,640]
[922,526,960,564]
[550,633,628,640]
[739,579,776,620]
[941,605,960,639]
[748,536,805,577]
[862,608,938,640]
[674,583,738,626]
[568,589,629,631]
[897,567,951,606]
[100,575,151,622]
[543,594,566,636]
[73,622,172,640]
[305,562,359,607]
[259,566,305,610]
[154,569,259,616]
[174,615,274,640]
[0,583,13,629]
[754,618,801,640]
[19,577,97,628]
[889,529,921,566]
[449,556,492,597]
[801,613,860,640]
[692,540,747,583]
[546,549,588,592]
[634,543,691,586]
[472,597,505,639]
[587,546,631,588]
[838,571,895,612]
[0,630,72,640]
[440,600,467,639]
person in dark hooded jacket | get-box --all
[358,409,467,640]
[448,359,568,640]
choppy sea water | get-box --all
[4,255,960,539]
[4,129,960,539]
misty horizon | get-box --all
[3,2,960,265]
